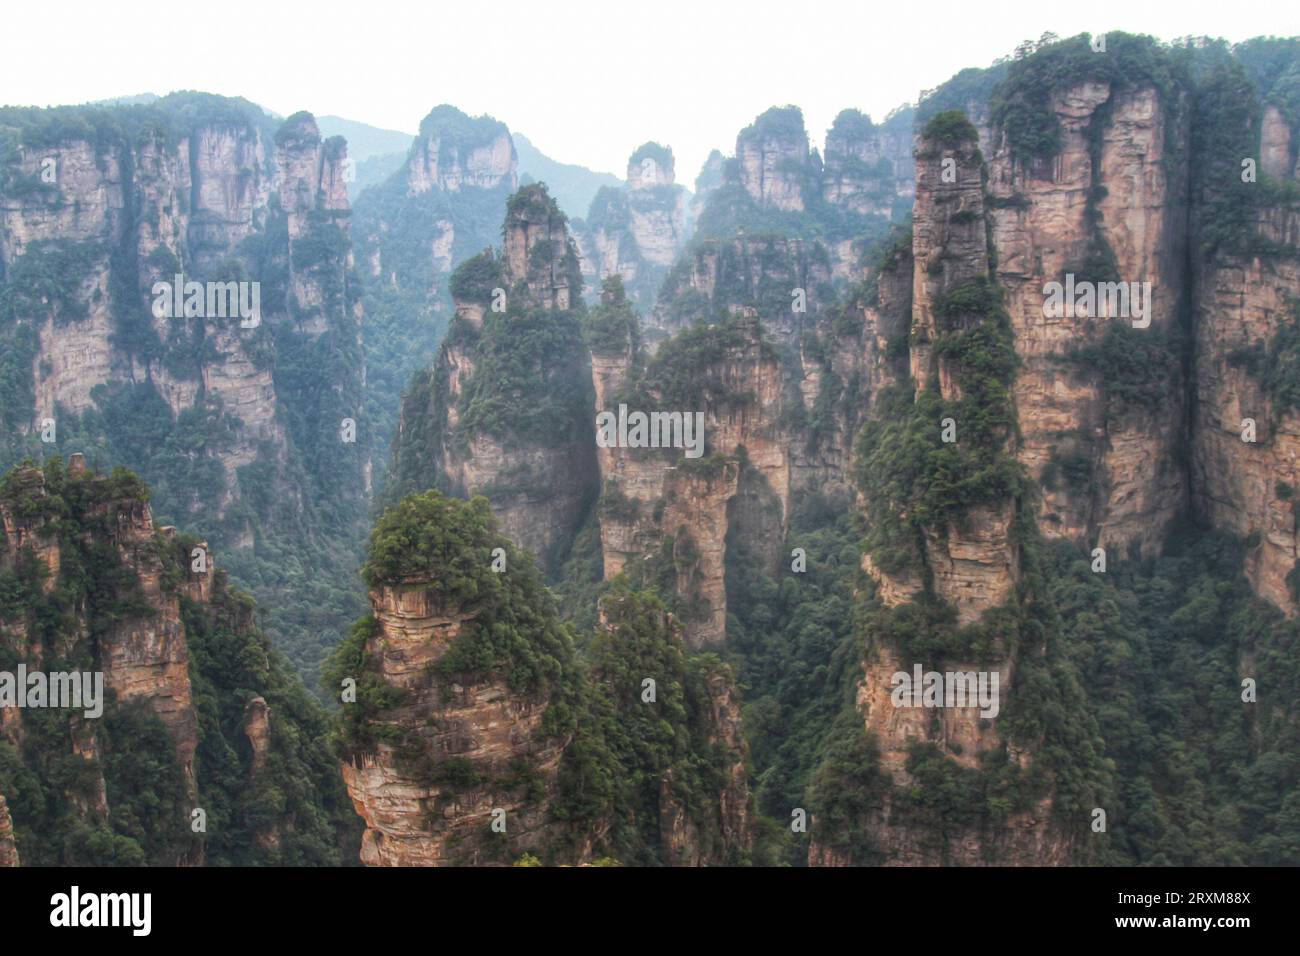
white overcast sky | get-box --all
[3,0,1298,182]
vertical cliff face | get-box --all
[737,107,811,213]
[930,36,1300,623]
[502,184,578,311]
[1,101,283,490]
[811,37,1300,868]
[905,124,1022,618]
[387,184,597,572]
[594,312,790,648]
[905,35,1300,626]
[573,143,689,308]
[1188,59,1300,615]
[0,96,370,687]
[985,80,1189,556]
[0,457,354,865]
[275,113,357,335]
[1192,250,1300,612]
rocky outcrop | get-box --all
[822,109,915,218]
[0,463,199,803]
[243,696,272,774]
[696,668,751,852]
[407,106,516,195]
[340,581,568,866]
[502,185,578,311]
[589,588,752,864]
[646,232,873,501]
[574,143,688,307]
[840,647,1068,867]
[388,185,597,572]
[689,149,726,231]
[0,458,352,865]
[339,498,755,866]
[595,314,790,647]
[0,793,18,867]
[650,233,835,347]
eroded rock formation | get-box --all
[574,143,689,307]
[337,494,752,865]
[0,458,352,865]
[388,184,597,572]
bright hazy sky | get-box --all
[3,0,1298,183]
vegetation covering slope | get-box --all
[0,459,358,865]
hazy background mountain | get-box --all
[317,115,413,159]
[513,131,623,219]
[315,116,626,214]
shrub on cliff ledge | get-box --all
[921,110,980,149]
[363,492,501,593]
[448,249,505,305]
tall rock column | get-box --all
[835,112,1080,866]
[574,143,688,307]
[902,118,1018,618]
[593,311,789,648]
[336,493,579,866]
[388,184,597,573]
